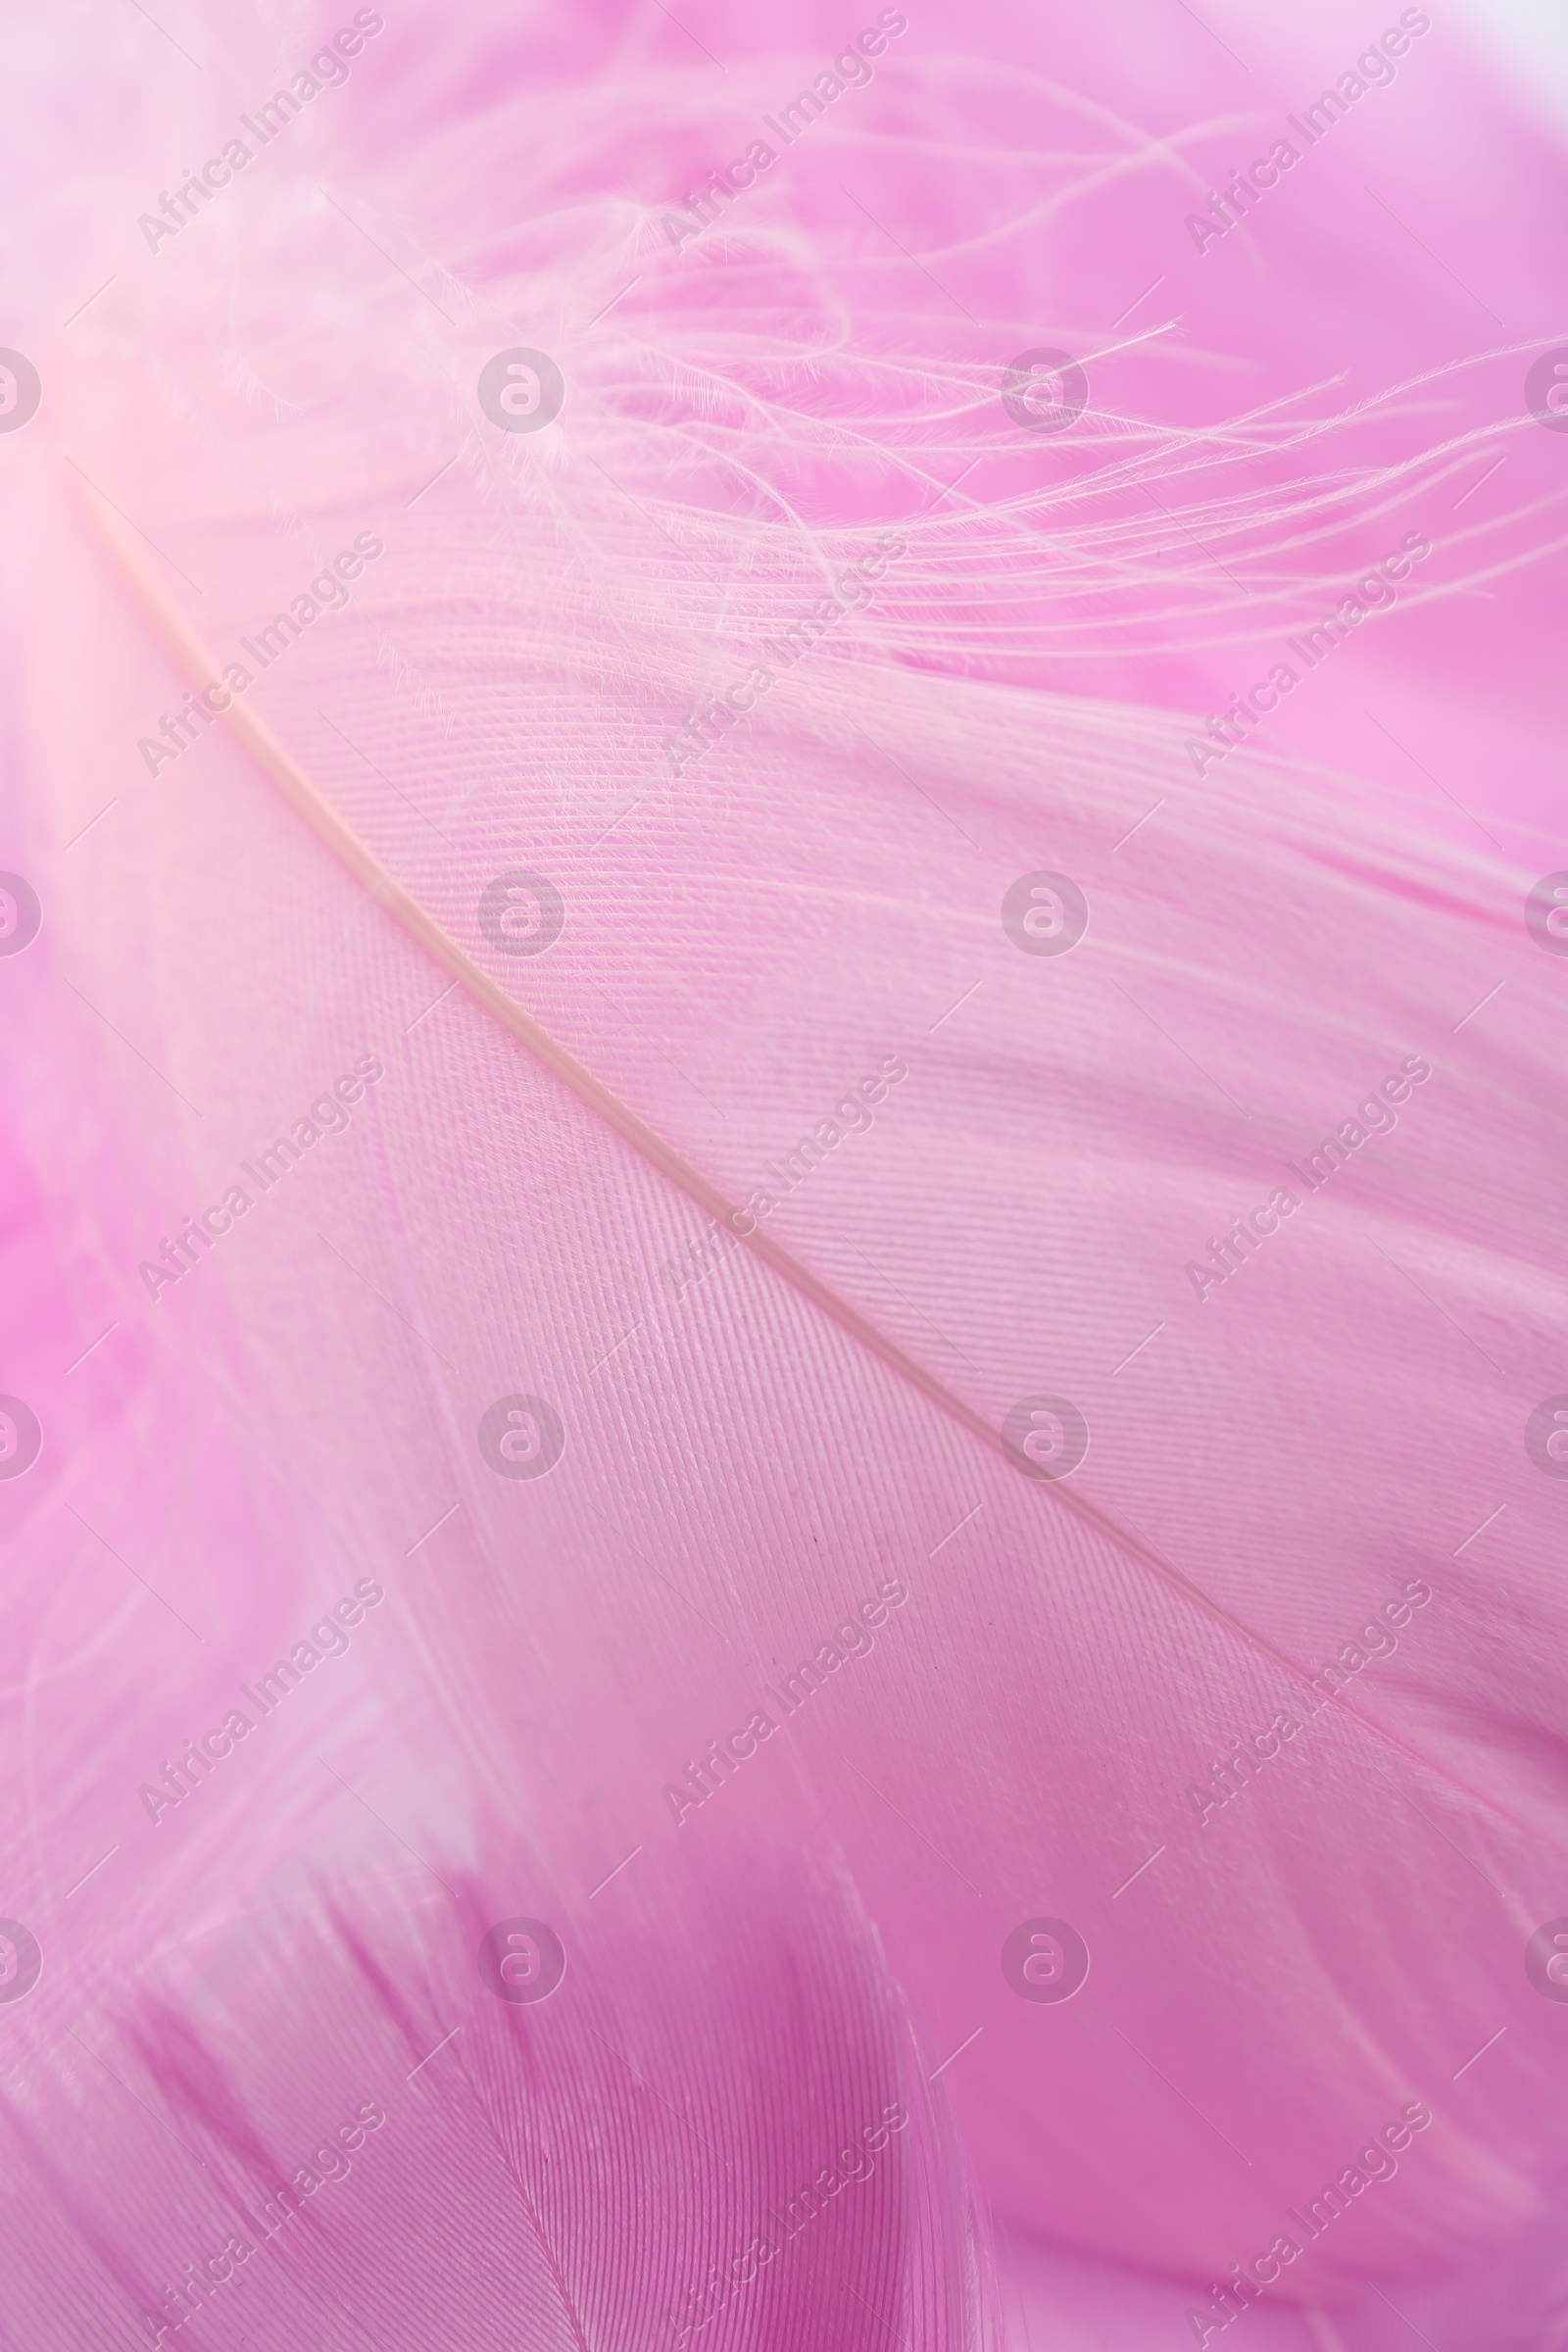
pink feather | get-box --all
[1,3,1565,2348]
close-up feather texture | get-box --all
[0,0,1565,2345]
